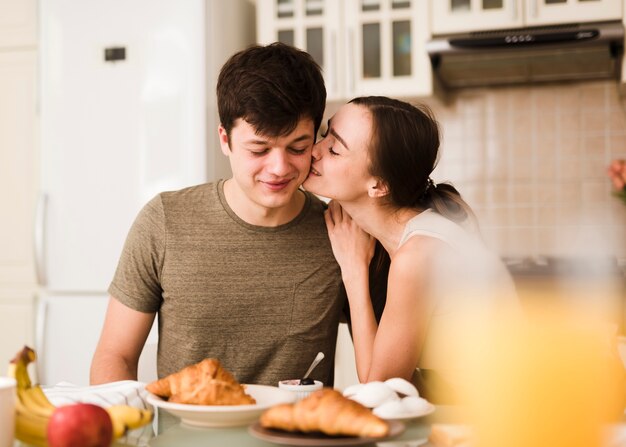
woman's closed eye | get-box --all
[318,126,340,156]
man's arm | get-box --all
[90,296,155,384]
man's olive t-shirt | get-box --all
[109,180,344,386]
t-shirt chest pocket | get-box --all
[288,274,341,341]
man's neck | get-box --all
[222,179,306,227]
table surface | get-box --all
[114,405,465,447]
[15,406,626,447]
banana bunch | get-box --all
[106,405,154,439]
[9,346,52,447]
[7,346,154,446]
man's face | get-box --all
[219,117,315,215]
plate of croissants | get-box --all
[248,388,405,446]
[145,358,296,427]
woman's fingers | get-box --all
[324,207,334,229]
[329,200,343,223]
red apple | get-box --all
[47,403,113,447]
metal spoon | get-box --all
[303,351,325,379]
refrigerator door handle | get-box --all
[34,193,47,286]
[35,297,48,384]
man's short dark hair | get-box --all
[217,42,326,141]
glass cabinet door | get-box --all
[525,0,622,26]
[256,0,344,99]
[431,0,523,34]
[344,0,432,97]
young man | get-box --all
[90,43,344,386]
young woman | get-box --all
[304,96,518,403]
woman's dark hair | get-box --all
[217,42,326,141]
[349,96,474,224]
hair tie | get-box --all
[419,177,436,203]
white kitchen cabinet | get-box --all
[36,295,158,386]
[256,0,344,100]
[0,294,36,375]
[432,0,522,34]
[525,0,622,26]
[0,0,37,48]
[0,47,38,368]
[257,0,433,100]
[0,50,38,288]
[344,0,432,97]
[432,0,622,35]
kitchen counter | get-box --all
[503,255,626,333]
[503,256,626,278]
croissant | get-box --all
[260,388,389,438]
[146,358,255,405]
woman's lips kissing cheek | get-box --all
[308,167,321,177]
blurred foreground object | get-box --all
[429,423,473,447]
[458,308,626,447]
[0,376,16,447]
[608,159,626,191]
[607,159,626,204]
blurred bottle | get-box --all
[459,307,625,447]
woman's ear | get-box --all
[368,179,389,198]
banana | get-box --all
[108,411,128,439]
[7,346,52,447]
[15,397,49,447]
[15,424,48,447]
[27,385,56,413]
[106,405,154,438]
[8,346,36,389]
[15,409,48,440]
[18,387,54,418]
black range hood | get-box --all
[426,21,624,89]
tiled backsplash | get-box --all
[429,81,626,259]
[327,81,626,259]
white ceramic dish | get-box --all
[374,402,436,422]
[278,380,323,401]
[147,384,296,428]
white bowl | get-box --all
[278,379,323,401]
[146,384,295,428]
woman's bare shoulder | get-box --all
[389,235,450,284]
[394,234,451,264]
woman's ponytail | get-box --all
[349,96,477,228]
[421,181,476,225]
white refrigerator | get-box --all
[36,0,209,386]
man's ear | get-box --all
[218,125,231,156]
[368,178,389,198]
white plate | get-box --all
[147,384,296,428]
[376,403,436,422]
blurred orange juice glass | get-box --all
[458,308,625,447]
